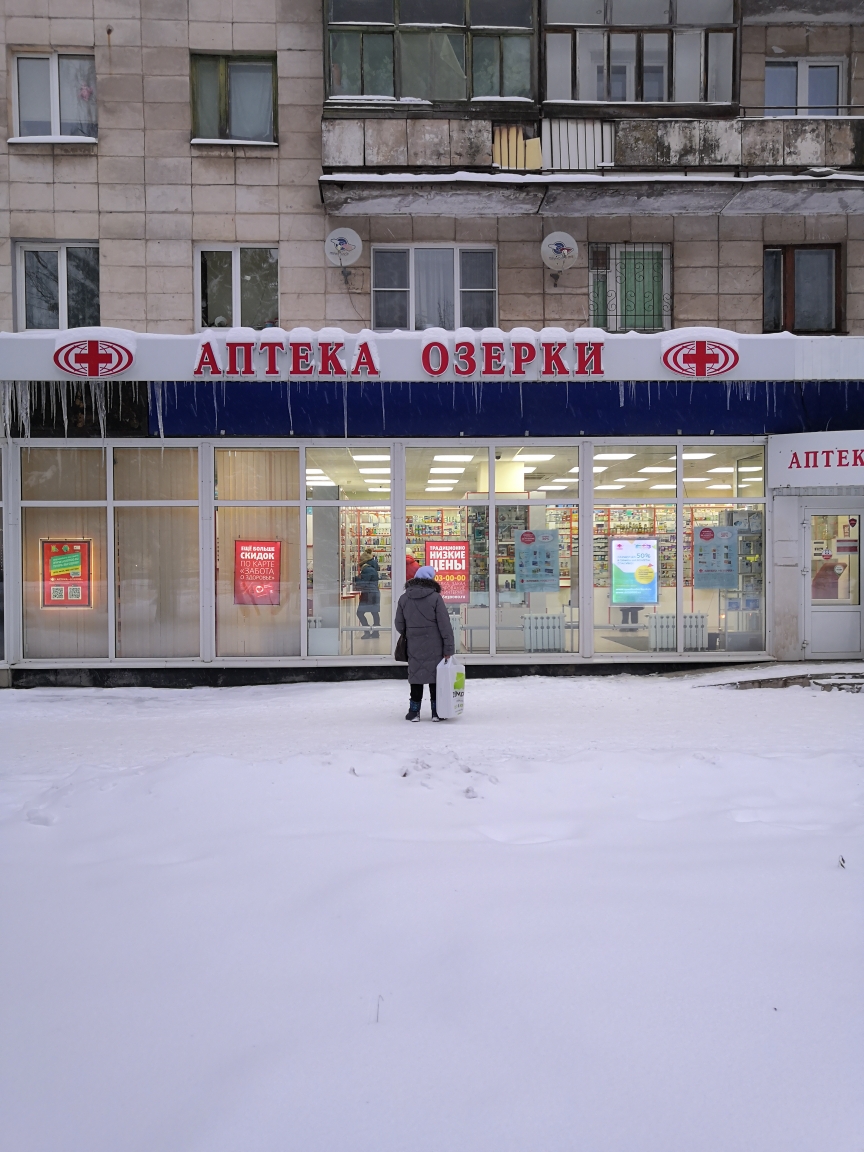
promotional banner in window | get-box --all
[515,528,560,593]
[234,540,281,605]
[610,538,658,605]
[693,526,739,589]
[426,540,469,604]
[41,539,92,607]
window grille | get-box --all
[589,243,672,332]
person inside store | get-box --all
[355,549,380,639]
[395,565,455,722]
[406,548,420,582]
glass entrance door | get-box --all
[807,512,862,657]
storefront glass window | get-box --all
[684,505,765,652]
[215,508,300,656]
[22,447,106,500]
[593,503,676,653]
[114,448,198,500]
[307,505,392,656]
[406,447,488,501]
[305,448,391,501]
[407,505,490,653]
[496,504,578,653]
[683,445,764,499]
[592,445,677,495]
[810,515,859,606]
[493,446,580,497]
[23,507,109,658]
[115,508,200,657]
[215,449,299,500]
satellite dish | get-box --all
[540,232,579,272]
[325,228,363,267]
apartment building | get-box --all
[1,0,864,680]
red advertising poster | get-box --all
[425,540,470,603]
[234,540,281,605]
[41,539,92,608]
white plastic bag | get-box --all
[435,656,465,719]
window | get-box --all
[764,59,843,116]
[17,244,99,330]
[191,55,276,143]
[372,247,496,331]
[327,0,534,102]
[763,246,840,335]
[544,0,736,103]
[196,246,279,330]
[13,54,97,140]
[589,243,671,332]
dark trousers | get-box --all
[410,683,437,702]
[357,606,380,628]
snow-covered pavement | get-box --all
[1,671,862,1152]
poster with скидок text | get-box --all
[234,540,281,605]
[610,537,658,605]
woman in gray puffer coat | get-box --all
[394,565,455,722]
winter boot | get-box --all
[405,700,421,722]
[431,703,446,722]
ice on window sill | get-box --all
[471,96,534,102]
[8,135,97,144]
[190,138,278,146]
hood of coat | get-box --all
[404,577,441,596]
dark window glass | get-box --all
[373,250,410,330]
[364,34,395,95]
[461,250,495,290]
[240,248,278,329]
[765,61,797,114]
[502,37,532,98]
[808,64,839,115]
[330,0,394,19]
[58,56,97,137]
[762,249,783,333]
[471,0,532,27]
[399,33,467,100]
[610,34,636,101]
[460,290,496,328]
[330,33,362,95]
[192,55,221,138]
[610,0,668,22]
[24,251,59,329]
[643,34,668,101]
[795,249,835,332]
[473,37,499,97]
[547,0,603,21]
[17,57,51,136]
[66,247,100,328]
[201,251,233,328]
[677,0,733,21]
[400,0,464,22]
[228,61,274,141]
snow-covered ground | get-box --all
[1,671,862,1152]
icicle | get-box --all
[380,381,386,431]
[342,381,348,439]
[519,381,523,418]
[286,381,293,434]
[618,381,624,407]
[148,382,165,439]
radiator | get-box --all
[541,119,615,171]
[648,613,708,651]
[522,613,565,652]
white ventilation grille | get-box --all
[541,119,615,171]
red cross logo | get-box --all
[53,338,134,377]
[662,339,738,377]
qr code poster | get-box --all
[41,540,92,608]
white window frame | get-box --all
[11,52,98,142]
[193,244,280,332]
[370,244,498,332]
[15,242,100,331]
[763,57,846,116]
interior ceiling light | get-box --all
[552,479,574,484]
[352,454,390,461]
[615,478,648,483]
[684,477,711,482]
[595,484,625,490]
[367,487,390,492]
[568,467,579,473]
[433,454,474,462]
[306,479,335,485]
[358,468,390,474]
[639,467,676,473]
[592,467,607,473]
[739,466,763,472]
[306,468,324,474]
[426,486,453,491]
[593,453,635,460]
[514,454,554,461]
[522,466,536,473]
[650,484,676,490]
[708,467,735,473]
[430,467,465,474]
[707,483,733,489]
[682,453,715,459]
[537,485,566,490]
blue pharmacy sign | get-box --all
[610,538,658,605]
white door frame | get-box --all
[802,497,863,659]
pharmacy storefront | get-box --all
[0,325,863,679]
